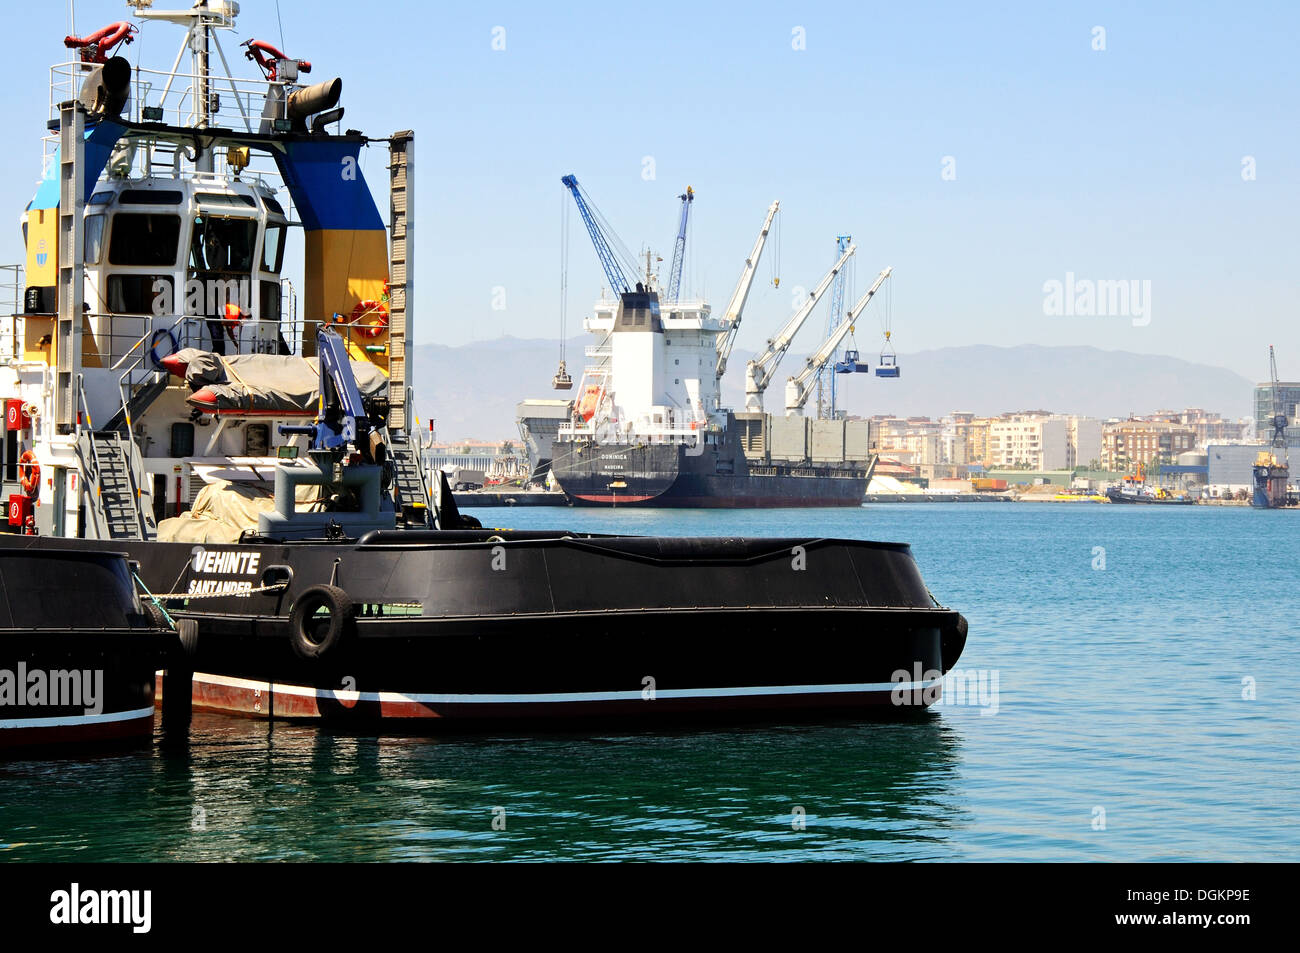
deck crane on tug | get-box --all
[785,266,892,414]
[743,241,857,411]
[715,200,780,380]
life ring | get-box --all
[351,299,389,338]
[18,450,40,497]
[149,328,180,368]
[288,584,355,661]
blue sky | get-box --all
[2,1,1296,383]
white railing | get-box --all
[50,57,285,136]
[0,264,23,361]
[42,58,306,214]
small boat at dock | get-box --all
[0,549,173,751]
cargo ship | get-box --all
[546,187,885,508]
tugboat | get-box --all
[0,3,968,725]
[1105,466,1194,504]
[1,549,173,750]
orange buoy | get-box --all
[18,450,40,497]
[352,299,389,338]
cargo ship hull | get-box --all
[551,438,868,508]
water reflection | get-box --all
[2,711,968,861]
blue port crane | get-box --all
[665,186,694,303]
[816,235,853,418]
[561,174,633,295]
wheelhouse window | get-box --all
[120,190,183,205]
[260,279,281,322]
[190,215,257,273]
[108,213,182,266]
[195,192,257,209]
[106,275,171,315]
[84,214,105,265]
[261,223,286,273]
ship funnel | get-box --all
[287,77,342,131]
[77,55,131,119]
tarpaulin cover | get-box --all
[157,479,327,543]
[175,348,388,414]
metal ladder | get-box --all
[387,132,414,433]
[76,430,156,540]
[388,433,431,527]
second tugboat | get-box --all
[0,2,968,725]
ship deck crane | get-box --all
[716,200,780,379]
[665,186,694,304]
[784,266,892,414]
[744,241,857,411]
[560,174,635,296]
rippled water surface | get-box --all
[2,504,1297,861]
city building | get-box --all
[1253,382,1300,449]
[1101,420,1198,471]
[987,414,1067,470]
[1206,444,1273,489]
[1146,408,1251,448]
[1065,416,1103,469]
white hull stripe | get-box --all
[0,706,155,730]
[193,672,944,705]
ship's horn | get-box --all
[77,55,131,119]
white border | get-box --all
[0,706,155,730]
[193,672,943,705]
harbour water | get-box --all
[2,504,1297,861]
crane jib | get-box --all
[561,174,630,295]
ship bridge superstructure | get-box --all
[1,1,422,540]
[560,290,726,448]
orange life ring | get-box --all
[352,300,389,338]
[18,450,40,497]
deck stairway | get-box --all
[74,430,156,540]
[102,371,170,434]
[389,432,432,528]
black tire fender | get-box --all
[289,584,356,661]
[176,619,199,659]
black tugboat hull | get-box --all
[0,532,967,725]
[175,605,963,722]
[0,550,171,751]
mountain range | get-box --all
[410,339,1258,441]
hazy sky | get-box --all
[2,1,1295,383]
